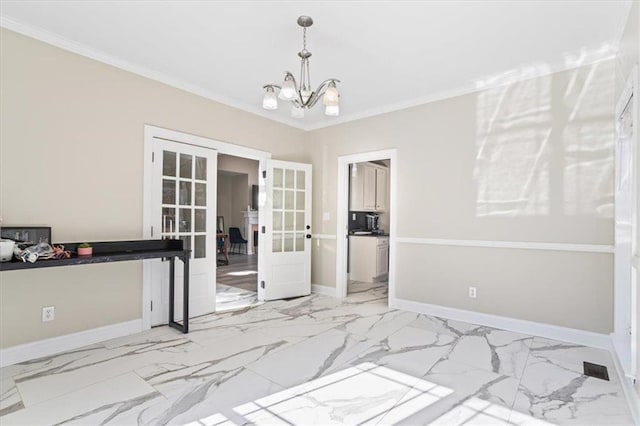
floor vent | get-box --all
[583,362,609,381]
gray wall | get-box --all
[0,29,307,348]
[307,59,617,334]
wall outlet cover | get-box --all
[42,306,55,322]
[468,287,477,299]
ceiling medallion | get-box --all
[262,15,341,118]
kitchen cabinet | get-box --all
[349,235,389,283]
[350,163,388,212]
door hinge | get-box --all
[261,280,265,289]
[262,170,266,178]
[152,152,155,162]
[262,226,266,234]
[151,226,154,237]
[150,300,153,311]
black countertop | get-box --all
[349,232,389,237]
[0,240,188,271]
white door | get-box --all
[614,88,637,377]
[259,160,312,300]
[150,138,217,325]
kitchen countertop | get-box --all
[349,232,389,237]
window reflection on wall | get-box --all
[474,65,552,217]
[473,45,616,219]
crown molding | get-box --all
[0,16,307,131]
[0,15,622,133]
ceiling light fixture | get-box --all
[262,16,341,118]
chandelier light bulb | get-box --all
[323,83,340,106]
[325,104,339,117]
[262,87,278,110]
[279,76,297,100]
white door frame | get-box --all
[336,149,397,300]
[613,66,639,379]
[142,125,271,331]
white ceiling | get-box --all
[0,1,631,130]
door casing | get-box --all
[613,66,639,380]
[335,149,398,300]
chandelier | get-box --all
[262,16,341,118]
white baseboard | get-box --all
[0,319,143,368]
[610,341,640,425]
[390,298,611,349]
[311,284,337,297]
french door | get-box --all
[150,138,217,326]
[259,160,312,300]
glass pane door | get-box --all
[161,150,208,259]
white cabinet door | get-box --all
[375,167,388,212]
[363,165,377,211]
[349,164,365,211]
[376,244,389,277]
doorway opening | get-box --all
[347,160,390,297]
[336,150,397,304]
[215,154,262,312]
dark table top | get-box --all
[0,239,188,271]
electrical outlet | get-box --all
[352,213,356,220]
[468,287,477,299]
[42,306,55,322]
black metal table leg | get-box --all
[182,253,189,333]
[168,252,190,334]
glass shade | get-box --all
[279,76,297,100]
[325,104,340,116]
[323,84,339,106]
[291,106,304,118]
[262,89,278,110]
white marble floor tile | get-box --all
[0,377,23,417]
[339,309,420,341]
[15,333,200,407]
[0,287,633,426]
[1,372,159,425]
[216,283,263,312]
[347,325,456,377]
[512,354,633,425]
[134,368,282,425]
[376,359,520,425]
[527,337,618,383]
[447,330,533,379]
[236,363,419,425]
[246,328,377,388]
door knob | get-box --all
[306,234,312,239]
[306,225,311,230]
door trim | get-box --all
[142,125,271,331]
[336,149,397,301]
[612,66,638,380]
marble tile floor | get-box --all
[216,284,263,312]
[0,285,633,425]
[216,254,261,312]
